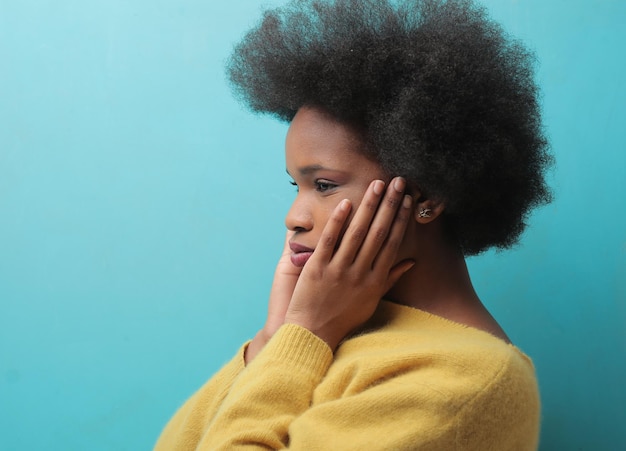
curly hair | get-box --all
[227,0,553,255]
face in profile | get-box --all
[285,106,391,267]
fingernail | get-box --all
[373,180,384,195]
[340,199,351,211]
[394,177,406,192]
[402,195,412,209]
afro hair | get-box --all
[227,0,553,255]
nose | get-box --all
[285,194,313,232]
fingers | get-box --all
[369,192,412,271]
[312,199,352,263]
[335,179,386,264]
[351,177,410,268]
[311,176,410,270]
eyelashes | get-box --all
[288,179,338,193]
[314,180,336,192]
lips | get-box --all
[289,242,314,267]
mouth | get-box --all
[289,242,314,267]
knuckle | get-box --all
[329,212,342,223]
[329,212,346,228]
[386,235,402,250]
[349,226,366,243]
[346,268,363,283]
[363,198,379,211]
[321,233,335,249]
[395,208,410,222]
[373,226,388,244]
[385,196,400,209]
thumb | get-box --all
[281,230,295,256]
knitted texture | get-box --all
[155,302,540,450]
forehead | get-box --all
[285,107,381,173]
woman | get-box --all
[155,0,552,449]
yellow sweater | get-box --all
[155,301,540,450]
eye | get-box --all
[315,180,337,193]
[289,180,299,192]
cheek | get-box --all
[313,197,355,242]
[314,201,339,231]
[344,185,372,220]
[315,185,372,237]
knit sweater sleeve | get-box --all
[157,320,539,450]
[196,324,333,450]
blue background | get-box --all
[1,0,624,449]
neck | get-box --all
[385,226,510,342]
[386,239,478,316]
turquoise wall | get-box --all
[1,0,624,449]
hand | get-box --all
[284,177,414,351]
[265,231,302,336]
[245,231,302,364]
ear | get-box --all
[414,197,445,224]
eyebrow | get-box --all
[286,165,344,176]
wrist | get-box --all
[283,316,342,353]
[245,329,271,365]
